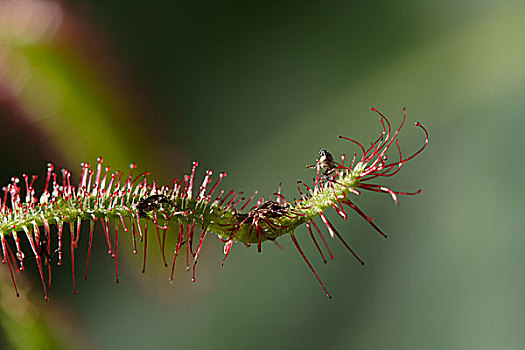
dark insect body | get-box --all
[37,231,58,267]
[307,149,337,177]
[254,200,290,217]
[136,194,172,217]
[235,200,290,226]
[230,200,291,249]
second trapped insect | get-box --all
[136,194,173,218]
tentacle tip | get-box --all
[192,278,196,282]
[84,277,88,281]
[16,293,19,298]
[44,297,49,301]
[73,290,77,294]
[360,261,365,266]
[327,294,332,299]
[116,279,119,284]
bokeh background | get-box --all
[0,0,524,349]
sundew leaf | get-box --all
[0,108,427,300]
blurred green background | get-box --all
[0,0,524,349]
